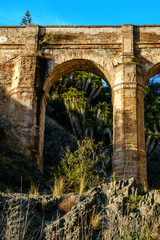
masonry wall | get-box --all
[0,24,160,184]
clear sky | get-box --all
[0,0,160,26]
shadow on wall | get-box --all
[0,81,159,188]
[0,85,40,190]
[0,85,35,158]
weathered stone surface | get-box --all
[0,24,160,184]
[43,116,77,166]
[0,179,160,239]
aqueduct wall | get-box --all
[0,24,160,184]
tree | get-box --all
[144,74,160,155]
[53,138,106,194]
[46,71,113,150]
[46,71,160,161]
[20,10,32,26]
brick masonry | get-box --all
[0,24,160,185]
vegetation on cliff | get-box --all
[44,71,160,188]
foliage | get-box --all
[125,195,141,210]
[20,10,32,26]
[29,183,39,198]
[5,188,13,194]
[144,75,160,155]
[51,177,64,197]
[53,138,106,194]
[47,71,160,157]
[90,208,103,231]
[46,71,113,157]
[79,175,86,195]
[0,192,154,240]
[112,172,117,182]
[120,225,153,240]
[61,87,110,141]
[44,72,113,180]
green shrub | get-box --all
[125,195,142,210]
[90,208,103,231]
[112,172,117,182]
[53,137,105,194]
[120,225,153,240]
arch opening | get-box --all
[43,59,112,96]
[41,63,113,186]
[144,67,160,188]
[144,63,160,84]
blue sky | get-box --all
[0,0,160,26]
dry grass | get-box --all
[29,182,39,198]
[51,177,64,197]
[58,195,77,213]
[118,217,154,240]
[0,196,155,240]
[90,208,103,231]
[0,195,43,240]
[79,176,87,195]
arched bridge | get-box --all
[0,24,160,185]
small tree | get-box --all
[53,138,106,194]
[20,10,32,26]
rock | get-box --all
[0,179,160,239]
[43,116,77,167]
[154,190,160,204]
[0,117,20,146]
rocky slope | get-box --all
[0,116,160,239]
[0,178,160,240]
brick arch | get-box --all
[53,50,106,66]
[143,62,160,84]
[43,50,114,95]
[2,25,157,184]
[38,57,112,171]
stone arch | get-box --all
[37,56,113,170]
[44,49,114,93]
[143,62,160,84]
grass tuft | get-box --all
[51,177,64,197]
[90,208,103,231]
[29,182,39,198]
[58,195,77,213]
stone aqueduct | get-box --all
[0,24,160,184]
